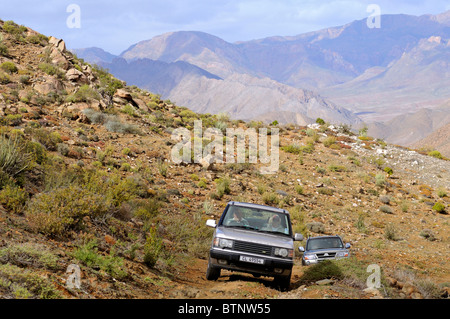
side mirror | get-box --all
[298,247,305,253]
[206,219,217,228]
[345,243,351,249]
[294,233,304,241]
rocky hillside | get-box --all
[75,11,450,157]
[0,20,449,300]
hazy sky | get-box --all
[1,0,449,54]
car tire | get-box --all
[274,272,291,291]
[206,258,221,281]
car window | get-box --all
[222,206,290,235]
[307,237,343,250]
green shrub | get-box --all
[56,143,69,156]
[0,43,8,56]
[0,134,32,183]
[419,229,436,241]
[2,21,27,35]
[157,159,168,177]
[0,71,10,84]
[318,187,334,195]
[120,162,131,171]
[432,201,446,214]
[143,226,163,267]
[384,167,393,175]
[323,136,336,147]
[38,63,64,78]
[315,118,325,125]
[27,128,62,151]
[281,144,302,154]
[298,260,343,284]
[197,179,207,189]
[132,198,160,221]
[437,187,447,198]
[427,150,442,159]
[295,185,304,195]
[25,185,110,236]
[0,243,59,269]
[375,174,386,187]
[66,84,101,103]
[300,143,315,154]
[216,177,231,194]
[104,118,141,134]
[0,263,61,299]
[262,192,279,205]
[73,239,127,279]
[163,212,213,258]
[82,108,108,124]
[0,61,18,73]
[4,114,22,126]
[379,205,393,214]
[26,34,48,45]
[25,141,47,165]
[328,164,346,172]
[0,185,28,214]
[384,224,400,241]
[91,65,124,97]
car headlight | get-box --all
[336,251,349,258]
[304,254,317,260]
[274,248,292,258]
[214,238,233,249]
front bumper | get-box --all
[302,253,350,266]
[210,248,293,277]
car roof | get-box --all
[228,201,289,214]
[307,235,342,240]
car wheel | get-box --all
[274,272,291,291]
[206,258,221,281]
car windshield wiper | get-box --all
[257,229,290,236]
[225,225,259,231]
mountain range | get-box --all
[73,10,450,155]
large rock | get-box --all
[114,88,133,100]
[48,36,71,70]
[66,68,87,83]
[48,36,67,52]
[33,76,64,95]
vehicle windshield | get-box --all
[306,237,344,250]
[222,205,290,236]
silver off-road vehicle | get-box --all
[205,201,303,290]
[298,235,351,266]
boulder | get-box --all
[66,68,87,83]
[48,36,66,52]
[132,97,149,112]
[114,88,133,100]
[33,77,64,95]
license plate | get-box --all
[239,256,264,264]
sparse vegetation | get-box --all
[73,239,127,279]
[0,61,18,73]
[0,22,447,300]
[25,185,110,236]
[66,84,101,103]
[428,150,442,159]
[432,201,446,214]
